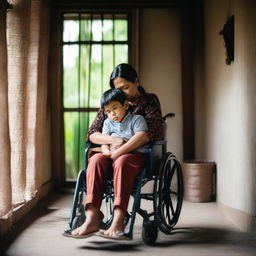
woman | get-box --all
[71,63,163,239]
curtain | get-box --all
[7,0,29,207]
[0,2,12,218]
[24,0,49,201]
[0,0,50,234]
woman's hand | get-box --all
[110,131,149,161]
[101,137,127,158]
[110,137,127,151]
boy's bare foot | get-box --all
[100,207,125,238]
[71,204,99,236]
[71,221,99,236]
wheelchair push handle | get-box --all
[162,113,175,121]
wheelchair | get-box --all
[64,113,183,245]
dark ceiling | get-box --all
[50,0,181,9]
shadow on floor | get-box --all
[1,190,256,255]
[0,192,68,254]
[77,226,255,252]
[153,226,255,249]
[79,240,142,252]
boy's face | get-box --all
[104,100,128,122]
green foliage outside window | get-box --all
[63,13,128,180]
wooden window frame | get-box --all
[48,5,139,187]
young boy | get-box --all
[100,88,149,158]
[70,88,149,240]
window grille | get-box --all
[62,13,129,180]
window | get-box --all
[62,13,129,180]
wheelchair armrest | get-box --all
[148,140,167,154]
[162,113,175,121]
[84,142,102,168]
[85,141,101,149]
[146,140,167,176]
[148,140,166,146]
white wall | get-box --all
[139,9,183,161]
[195,0,256,232]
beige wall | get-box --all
[195,0,256,232]
[139,9,183,161]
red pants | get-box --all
[85,152,147,213]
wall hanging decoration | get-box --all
[219,15,234,65]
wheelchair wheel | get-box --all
[71,215,85,230]
[99,188,114,230]
[142,219,158,245]
[153,152,183,234]
[71,182,114,230]
[71,190,86,230]
[72,201,114,231]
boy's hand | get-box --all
[101,145,111,156]
[110,149,122,161]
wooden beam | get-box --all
[50,0,178,9]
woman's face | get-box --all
[113,77,139,100]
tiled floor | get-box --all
[1,190,256,256]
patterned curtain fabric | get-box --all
[0,0,50,231]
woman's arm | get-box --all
[87,108,105,141]
[144,94,164,141]
[110,131,149,161]
[89,132,124,146]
